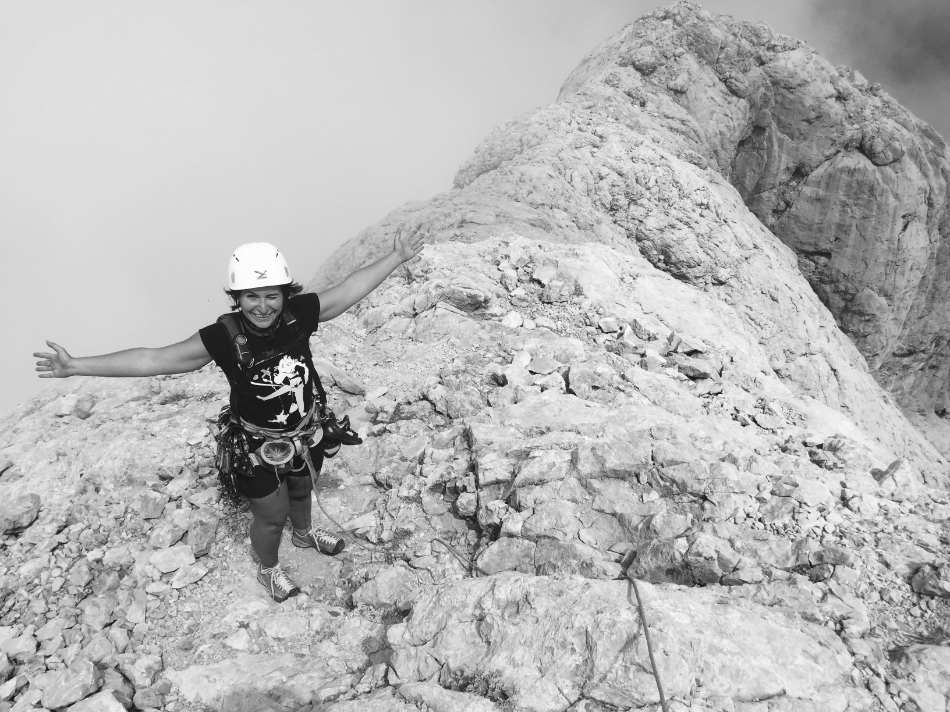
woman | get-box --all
[34,229,424,601]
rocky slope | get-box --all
[2,3,950,712]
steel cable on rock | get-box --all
[627,575,669,712]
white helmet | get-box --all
[227,243,292,290]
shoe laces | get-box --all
[307,525,339,547]
[260,564,296,594]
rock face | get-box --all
[390,573,855,711]
[310,3,950,473]
[2,4,950,712]
[556,1,950,458]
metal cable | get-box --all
[629,577,669,712]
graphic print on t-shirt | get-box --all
[250,355,309,425]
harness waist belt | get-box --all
[238,403,324,469]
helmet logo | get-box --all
[255,270,268,280]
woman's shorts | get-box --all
[234,445,324,500]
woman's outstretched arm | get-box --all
[34,332,213,378]
[317,223,424,322]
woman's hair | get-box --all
[225,281,305,310]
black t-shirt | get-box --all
[200,293,323,430]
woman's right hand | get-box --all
[34,341,73,378]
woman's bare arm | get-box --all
[318,224,424,322]
[34,332,213,378]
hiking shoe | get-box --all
[292,525,345,555]
[257,564,300,603]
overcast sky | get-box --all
[2,1,947,416]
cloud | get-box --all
[808,0,950,139]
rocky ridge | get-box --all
[2,3,950,712]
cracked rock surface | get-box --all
[2,3,950,711]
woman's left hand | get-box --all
[393,223,425,263]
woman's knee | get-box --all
[249,488,290,529]
[287,475,313,502]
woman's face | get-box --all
[238,286,284,329]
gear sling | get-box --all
[212,307,361,497]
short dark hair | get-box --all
[224,281,305,310]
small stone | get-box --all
[79,594,119,631]
[872,459,920,502]
[133,682,168,709]
[0,635,37,661]
[639,351,666,372]
[41,659,101,709]
[535,372,566,393]
[674,355,718,379]
[170,563,208,589]
[186,510,218,558]
[166,472,199,499]
[598,317,619,333]
[118,653,163,689]
[455,493,477,518]
[911,565,950,598]
[566,364,603,399]
[501,311,524,329]
[150,545,195,574]
[223,629,252,651]
[0,495,41,535]
[101,545,133,569]
[185,487,221,507]
[148,520,186,549]
[106,627,130,654]
[68,690,127,712]
[631,318,659,341]
[526,357,561,375]
[134,491,169,520]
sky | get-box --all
[2,1,947,416]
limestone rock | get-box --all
[170,562,208,589]
[68,690,127,712]
[526,357,561,375]
[186,508,218,557]
[353,566,421,610]
[79,593,119,631]
[390,573,856,710]
[117,653,163,689]
[891,645,950,712]
[501,311,524,329]
[314,359,367,396]
[40,659,101,709]
[148,518,186,549]
[168,653,350,710]
[911,565,950,598]
[872,458,920,502]
[150,544,195,573]
[134,490,168,520]
[0,494,40,534]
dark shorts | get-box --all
[234,445,325,499]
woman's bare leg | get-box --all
[247,483,290,568]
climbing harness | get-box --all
[238,400,323,473]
